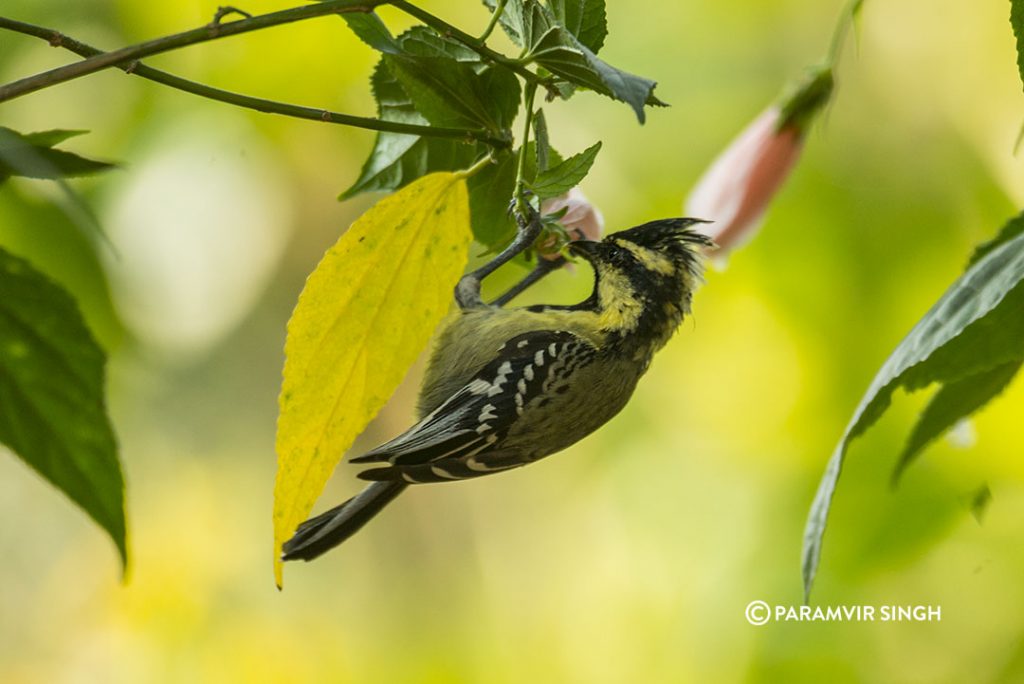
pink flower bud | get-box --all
[539,187,604,260]
[685,106,804,258]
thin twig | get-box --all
[513,81,538,217]
[454,152,497,180]
[212,7,254,26]
[490,256,564,307]
[478,0,508,42]
[0,17,510,148]
[0,0,554,105]
[0,0,387,103]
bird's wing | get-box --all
[351,329,597,482]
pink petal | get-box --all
[685,106,803,255]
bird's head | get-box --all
[567,218,713,345]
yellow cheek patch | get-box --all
[613,239,676,275]
[596,265,644,332]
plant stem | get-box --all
[454,152,497,180]
[513,81,538,217]
[0,17,508,148]
[385,0,551,91]
[826,0,864,68]
[0,1,387,103]
[478,0,508,42]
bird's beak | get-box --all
[567,240,601,261]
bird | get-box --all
[281,217,712,562]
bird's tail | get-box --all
[281,481,407,562]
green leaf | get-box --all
[342,26,517,199]
[0,248,125,565]
[1012,0,1024,92]
[396,27,520,122]
[547,0,607,53]
[969,212,1024,267]
[533,108,551,172]
[479,65,522,131]
[342,58,477,199]
[529,141,601,200]
[802,217,1024,599]
[893,360,1021,482]
[401,29,482,63]
[22,129,90,148]
[388,27,518,133]
[530,26,663,122]
[466,141,565,250]
[344,14,480,62]
[483,0,659,120]
[468,152,519,248]
[521,0,556,44]
[341,12,402,53]
[0,129,113,247]
[522,139,563,186]
[490,0,546,48]
[0,184,123,340]
[384,54,519,132]
[274,172,472,587]
[0,127,116,182]
[381,55,481,129]
[896,282,1024,393]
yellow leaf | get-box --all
[273,172,471,586]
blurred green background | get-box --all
[2,0,1024,682]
